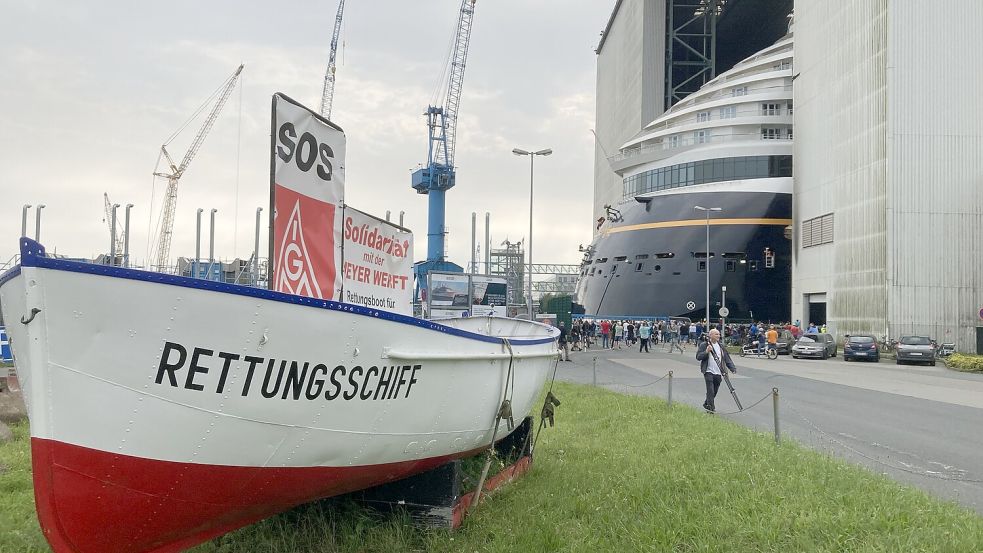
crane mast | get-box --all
[151,64,244,270]
[411,0,477,267]
[321,0,346,120]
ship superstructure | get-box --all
[577,33,794,322]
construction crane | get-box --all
[103,192,124,254]
[411,0,477,280]
[320,0,346,120]
[150,64,244,270]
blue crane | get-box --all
[412,0,477,281]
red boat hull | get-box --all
[31,438,470,553]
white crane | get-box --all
[150,64,244,270]
[320,0,346,120]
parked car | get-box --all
[791,333,837,359]
[896,335,936,366]
[843,334,880,362]
[776,329,795,355]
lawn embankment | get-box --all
[3,383,983,552]
[945,352,983,373]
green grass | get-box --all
[0,421,47,552]
[4,383,983,552]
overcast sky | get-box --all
[0,0,612,271]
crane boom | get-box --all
[320,0,346,120]
[437,0,476,169]
[150,64,244,270]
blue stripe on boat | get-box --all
[10,238,556,346]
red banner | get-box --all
[273,185,338,299]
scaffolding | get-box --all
[665,0,721,109]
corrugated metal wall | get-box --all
[886,0,983,350]
[594,0,666,232]
[796,0,983,351]
[793,0,889,337]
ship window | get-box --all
[596,258,608,263]
[693,252,715,259]
[696,111,709,122]
[773,60,791,71]
[787,128,793,140]
[670,135,681,148]
[622,155,793,199]
[614,255,627,262]
[673,271,682,275]
[719,105,737,119]
[726,260,737,272]
[635,263,643,272]
[655,252,675,259]
[635,254,649,260]
[749,260,759,271]
[695,130,710,144]
[787,101,793,115]
[722,252,746,259]
[732,86,748,97]
[654,264,662,272]
[698,261,707,272]
[761,128,782,140]
[762,103,781,116]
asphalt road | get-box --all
[554,341,983,515]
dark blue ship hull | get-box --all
[576,189,792,323]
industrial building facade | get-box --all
[593,0,983,351]
[793,0,983,351]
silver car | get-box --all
[791,333,836,359]
[895,335,936,366]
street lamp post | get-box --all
[694,205,722,328]
[513,147,552,320]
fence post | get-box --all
[592,357,597,387]
[772,387,781,444]
[667,370,673,407]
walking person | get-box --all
[669,321,685,354]
[639,322,651,353]
[558,322,571,362]
[697,328,737,413]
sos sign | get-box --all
[271,93,346,205]
[277,122,335,182]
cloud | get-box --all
[0,0,613,281]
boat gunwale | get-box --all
[5,238,558,346]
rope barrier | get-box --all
[783,400,983,483]
[712,391,774,416]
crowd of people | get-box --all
[555,318,828,361]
